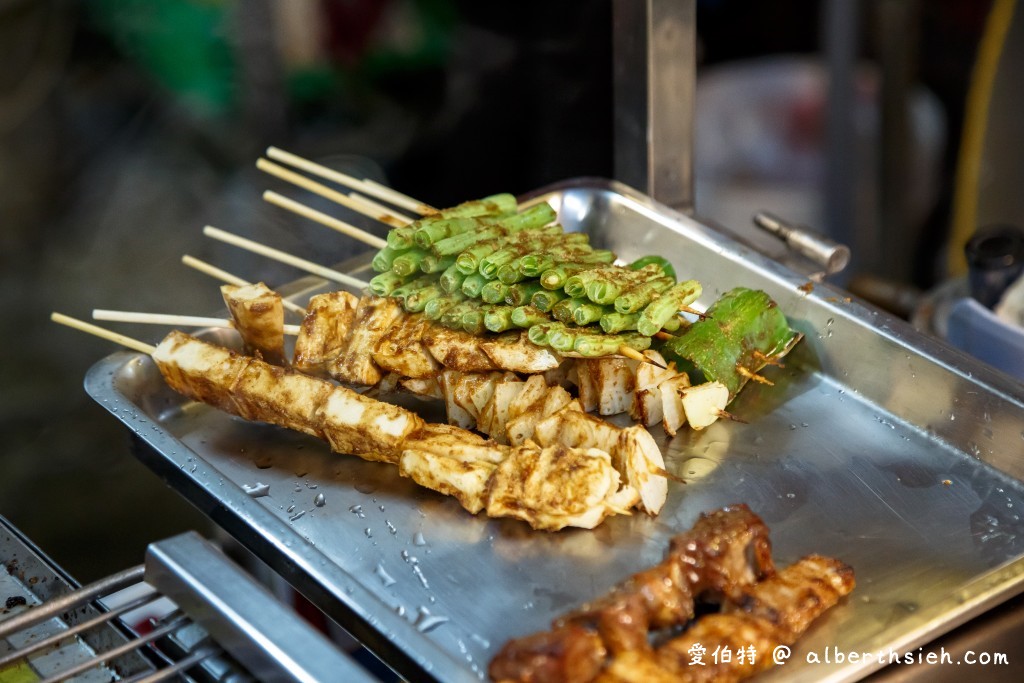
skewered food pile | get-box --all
[54,160,803,531]
[149,328,658,530]
[489,505,855,683]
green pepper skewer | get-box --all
[628,255,676,281]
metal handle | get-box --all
[753,212,852,276]
[146,532,375,683]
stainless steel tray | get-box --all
[84,179,1024,682]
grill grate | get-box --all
[2,520,374,683]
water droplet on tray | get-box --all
[314,493,326,507]
[375,563,397,587]
[355,482,376,494]
[289,510,305,521]
[386,520,397,535]
[413,565,429,589]
[243,482,270,498]
[413,532,427,546]
[414,607,448,633]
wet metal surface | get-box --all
[86,180,1024,682]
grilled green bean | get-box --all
[480,280,510,304]
[637,280,702,336]
[510,306,549,328]
[613,276,675,314]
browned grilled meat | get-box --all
[153,330,423,462]
[596,555,855,683]
[293,290,359,376]
[489,505,777,681]
[221,282,286,365]
[152,331,641,529]
[489,625,607,683]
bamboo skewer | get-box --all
[92,309,301,336]
[262,154,675,369]
[262,191,388,249]
[346,192,414,223]
[256,158,408,228]
[181,254,248,287]
[180,255,308,316]
[617,345,667,369]
[202,226,370,291]
[265,146,436,216]
[51,313,156,355]
[361,178,436,216]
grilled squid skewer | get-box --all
[151,329,637,530]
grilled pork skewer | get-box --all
[221,282,288,365]
[55,312,642,529]
[489,507,854,683]
[594,555,856,683]
[154,330,642,529]
[488,505,774,682]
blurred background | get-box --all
[0,0,1014,581]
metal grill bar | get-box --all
[35,613,190,683]
[120,644,223,683]
[0,564,145,640]
[0,584,160,669]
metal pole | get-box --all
[613,0,696,212]
[822,0,860,272]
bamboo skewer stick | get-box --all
[346,192,414,223]
[258,155,676,368]
[265,146,436,216]
[256,158,407,228]
[262,190,388,248]
[92,309,301,336]
[181,254,248,287]
[181,255,308,316]
[50,313,156,355]
[361,178,436,216]
[202,226,370,291]
[617,345,667,369]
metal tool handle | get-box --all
[146,532,375,683]
[753,211,852,276]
